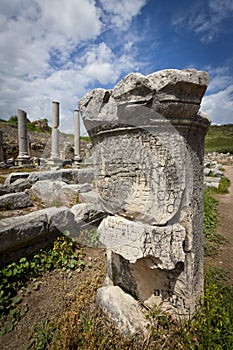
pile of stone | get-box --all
[0,167,105,264]
[206,151,233,164]
[204,158,225,189]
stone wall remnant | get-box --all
[17,109,30,165]
[79,68,210,329]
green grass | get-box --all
[25,267,233,350]
[211,176,231,194]
[204,189,225,256]
[0,116,52,133]
[205,124,233,154]
[0,236,84,335]
[80,135,91,142]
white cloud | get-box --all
[40,0,102,42]
[201,85,233,124]
[99,0,146,30]
[205,66,233,93]
[0,0,146,134]
[172,0,233,43]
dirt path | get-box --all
[209,165,233,285]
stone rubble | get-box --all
[29,180,91,207]
[0,192,33,210]
[96,285,150,336]
[0,206,78,264]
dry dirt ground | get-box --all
[0,166,233,349]
[206,165,233,286]
[0,247,106,350]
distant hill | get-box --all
[205,124,233,154]
[0,118,90,160]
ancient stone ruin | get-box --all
[79,69,210,330]
[17,109,31,165]
[74,109,81,165]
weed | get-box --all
[204,189,224,256]
[78,228,100,247]
[180,268,233,349]
[26,318,56,350]
[0,236,84,334]
[0,175,6,184]
[211,176,231,194]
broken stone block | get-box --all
[96,285,149,336]
[71,203,107,226]
[204,176,221,188]
[4,172,30,186]
[0,206,80,263]
[79,68,210,326]
[0,192,33,210]
[29,180,91,207]
[78,190,99,205]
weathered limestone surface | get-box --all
[0,192,33,210]
[96,286,149,336]
[29,180,91,207]
[0,206,79,262]
[98,216,185,268]
[79,68,210,325]
[4,172,29,186]
[78,190,99,205]
[74,109,81,164]
[17,109,30,165]
[71,203,107,227]
[51,101,60,161]
[0,179,33,195]
[4,168,94,186]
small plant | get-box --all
[204,189,224,256]
[0,236,84,334]
[212,176,231,194]
[0,175,6,184]
[180,268,233,349]
[26,318,56,350]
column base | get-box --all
[73,156,83,167]
[47,158,63,168]
[17,155,31,166]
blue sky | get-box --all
[0,0,232,134]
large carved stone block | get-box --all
[79,69,210,325]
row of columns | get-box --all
[13,101,81,166]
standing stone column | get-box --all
[50,101,62,166]
[79,69,210,329]
[0,130,4,162]
[17,109,30,165]
[73,109,81,165]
